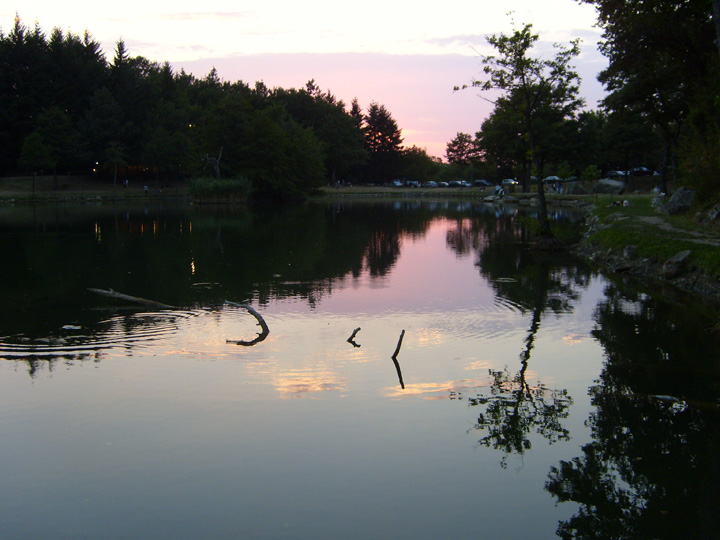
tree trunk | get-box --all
[526,113,551,237]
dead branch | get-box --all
[391,329,405,360]
[347,327,361,348]
[87,288,174,309]
[224,300,270,346]
[391,329,406,389]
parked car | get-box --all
[437,181,449,188]
[501,178,518,186]
[407,180,420,188]
[631,167,658,176]
[473,179,491,188]
[421,181,438,188]
[391,179,403,187]
[448,180,463,188]
[543,175,562,183]
[606,170,627,178]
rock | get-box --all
[604,212,627,224]
[705,203,720,222]
[623,245,638,258]
[593,178,626,195]
[662,250,691,279]
[564,182,587,195]
[666,187,695,215]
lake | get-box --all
[1,198,719,540]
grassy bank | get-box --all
[584,194,720,282]
[0,175,188,202]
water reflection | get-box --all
[2,199,719,539]
[0,199,585,360]
[546,280,720,539]
[448,237,586,467]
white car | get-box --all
[501,178,518,186]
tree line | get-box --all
[448,0,720,201]
[0,17,442,199]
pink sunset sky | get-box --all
[2,0,607,159]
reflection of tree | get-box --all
[364,229,401,276]
[467,277,574,467]
[452,221,590,466]
[546,282,720,539]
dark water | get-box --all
[0,199,718,539]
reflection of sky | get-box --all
[0,215,611,540]
[265,219,497,317]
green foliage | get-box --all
[362,101,404,182]
[243,106,326,200]
[400,145,442,182]
[273,81,367,182]
[188,177,250,202]
[469,20,582,235]
[17,132,55,173]
[556,161,574,179]
[581,164,601,182]
[579,0,719,192]
[0,17,372,199]
[677,94,720,199]
[445,132,480,165]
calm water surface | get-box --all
[1,199,718,539]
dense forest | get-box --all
[1,0,719,200]
[0,17,442,199]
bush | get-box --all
[581,165,601,182]
[189,177,251,203]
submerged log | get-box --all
[87,288,174,309]
[225,300,270,346]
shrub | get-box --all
[188,177,251,203]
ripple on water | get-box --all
[0,309,209,360]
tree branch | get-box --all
[225,300,270,346]
[87,288,174,309]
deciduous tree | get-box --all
[578,0,719,193]
[445,132,480,165]
[463,22,582,236]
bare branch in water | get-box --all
[225,300,270,346]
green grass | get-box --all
[588,194,720,278]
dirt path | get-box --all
[637,216,720,247]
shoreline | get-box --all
[2,180,718,302]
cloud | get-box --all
[157,11,253,21]
[423,34,488,50]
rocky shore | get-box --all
[573,205,720,301]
